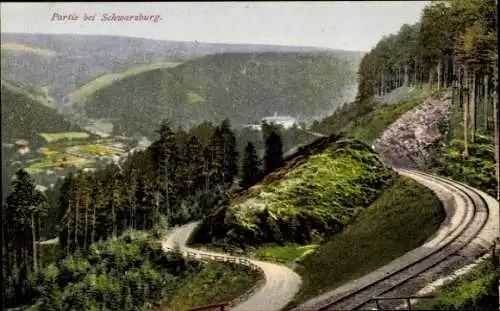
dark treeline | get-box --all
[357,0,497,156]
[2,118,285,309]
[312,0,498,197]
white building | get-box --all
[261,112,300,130]
[242,124,263,131]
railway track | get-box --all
[294,168,498,311]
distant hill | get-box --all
[82,52,360,137]
[0,33,364,107]
[1,80,81,143]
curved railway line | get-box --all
[294,168,498,311]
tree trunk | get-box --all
[66,200,71,255]
[112,200,116,238]
[31,214,37,274]
[404,64,409,87]
[413,60,417,87]
[494,76,499,201]
[463,66,469,157]
[444,56,449,88]
[154,191,160,225]
[484,74,489,132]
[75,192,80,251]
[84,198,88,251]
[381,71,385,96]
[437,60,442,89]
[91,203,96,244]
[37,214,41,266]
[452,58,457,106]
[471,70,476,143]
[429,68,434,90]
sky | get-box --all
[1,2,429,52]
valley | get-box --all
[1,1,499,311]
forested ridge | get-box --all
[82,52,358,137]
[358,0,498,185]
[312,0,498,197]
[1,81,81,143]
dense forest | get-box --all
[312,0,499,197]
[2,118,285,309]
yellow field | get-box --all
[78,145,122,156]
[1,43,58,57]
[39,132,90,143]
[26,154,90,174]
[185,90,203,103]
[38,148,59,156]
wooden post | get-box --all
[375,299,381,310]
[406,298,412,310]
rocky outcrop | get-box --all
[374,92,452,169]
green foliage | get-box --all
[284,177,445,309]
[193,139,395,248]
[82,52,358,137]
[32,233,202,311]
[263,129,284,174]
[427,104,496,197]
[240,142,262,189]
[3,169,47,308]
[343,98,424,144]
[311,86,431,143]
[245,244,319,266]
[428,136,496,197]
[310,97,376,135]
[161,262,262,311]
[413,259,499,310]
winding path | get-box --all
[162,222,302,311]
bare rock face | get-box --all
[374,92,452,169]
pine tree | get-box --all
[4,169,46,304]
[150,121,178,220]
[219,119,239,185]
[264,130,284,174]
[184,135,204,194]
[241,142,262,188]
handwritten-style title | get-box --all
[51,13,163,23]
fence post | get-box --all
[375,299,381,310]
[406,298,412,311]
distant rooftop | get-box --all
[262,112,297,122]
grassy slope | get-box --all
[310,85,432,142]
[342,85,432,144]
[284,177,445,309]
[1,81,81,143]
[192,138,396,248]
[83,52,358,136]
[413,258,499,310]
[161,262,262,311]
[70,61,182,104]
